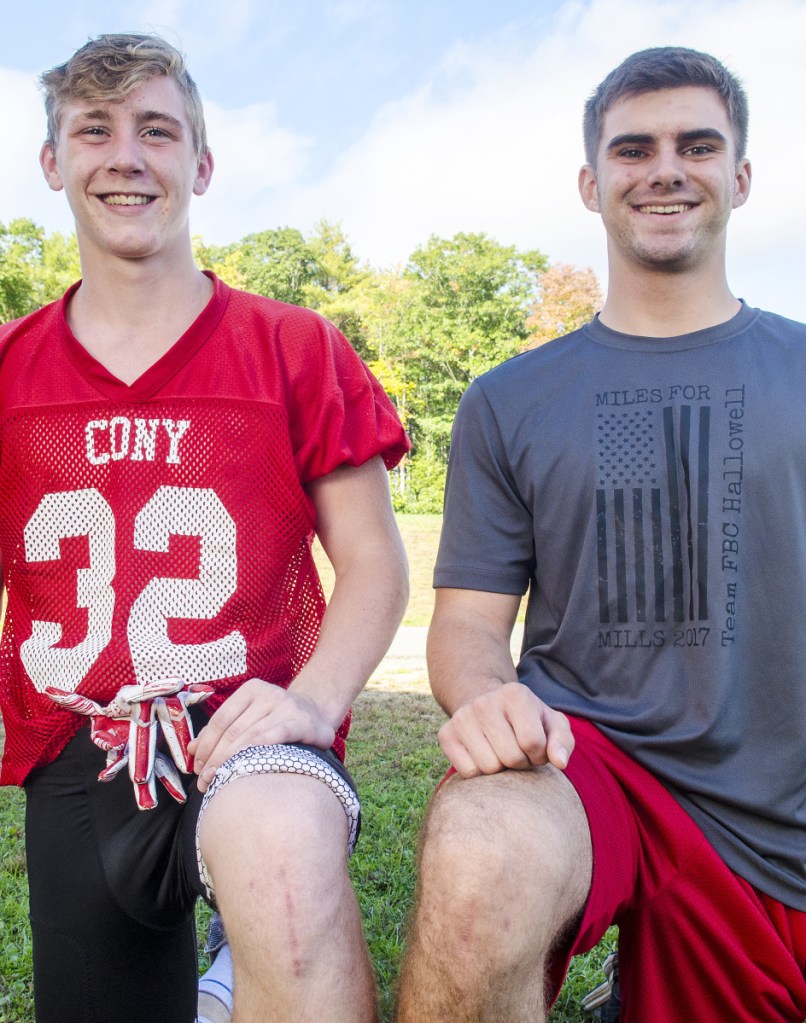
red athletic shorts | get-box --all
[549,715,806,1022]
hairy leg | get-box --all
[396,765,592,1023]
[199,773,377,1023]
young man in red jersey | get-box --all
[395,48,806,1023]
[0,33,409,1023]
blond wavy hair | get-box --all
[40,33,208,156]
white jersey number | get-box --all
[20,485,247,694]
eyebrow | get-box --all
[606,127,728,152]
[69,107,185,132]
[72,108,112,124]
[138,109,185,132]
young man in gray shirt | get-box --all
[395,46,805,1023]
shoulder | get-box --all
[467,322,592,412]
[224,284,335,335]
[735,305,806,357]
[751,306,806,336]
[0,297,64,350]
[219,286,372,392]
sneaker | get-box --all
[196,989,232,1023]
[204,911,228,956]
[197,913,233,1023]
[580,951,621,1021]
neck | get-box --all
[598,250,740,338]
[66,251,213,385]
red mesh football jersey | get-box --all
[0,275,409,784]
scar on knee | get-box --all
[283,879,305,977]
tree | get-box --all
[524,262,603,349]
[302,220,371,355]
[39,231,81,301]
[383,233,545,448]
[0,220,82,322]
[192,237,245,290]
[194,228,320,306]
[0,219,44,322]
[360,232,548,510]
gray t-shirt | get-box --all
[435,302,806,910]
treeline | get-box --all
[0,217,602,512]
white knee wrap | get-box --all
[196,744,361,902]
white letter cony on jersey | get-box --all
[85,418,192,465]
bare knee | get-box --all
[201,773,352,936]
[414,768,592,947]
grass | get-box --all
[347,691,448,1018]
[0,787,31,1023]
[0,513,617,1021]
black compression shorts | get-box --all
[24,722,358,1023]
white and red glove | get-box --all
[46,677,214,810]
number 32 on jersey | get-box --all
[20,485,248,694]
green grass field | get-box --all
[0,514,616,1022]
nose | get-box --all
[646,145,686,189]
[106,134,145,175]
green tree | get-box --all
[302,220,370,353]
[192,236,245,289]
[363,232,547,508]
[233,227,320,306]
[195,228,320,305]
[39,231,81,302]
[0,219,45,321]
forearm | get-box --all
[427,588,521,715]
[428,589,572,776]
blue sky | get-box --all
[2,0,806,319]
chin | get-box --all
[630,241,705,274]
[638,254,695,274]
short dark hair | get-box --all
[40,33,208,156]
[583,46,748,167]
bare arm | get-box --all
[190,456,408,789]
[429,588,574,778]
[289,455,409,723]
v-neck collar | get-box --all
[59,272,230,400]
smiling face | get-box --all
[39,75,213,270]
[578,86,751,276]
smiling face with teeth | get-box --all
[578,86,751,277]
[39,75,213,270]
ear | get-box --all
[578,164,600,212]
[731,157,751,210]
[193,149,214,197]
[40,141,64,192]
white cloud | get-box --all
[128,0,259,53]
[329,0,388,28]
[0,69,75,235]
[192,98,313,238]
[270,0,806,318]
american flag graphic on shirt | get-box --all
[595,404,711,625]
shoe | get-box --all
[197,914,233,1023]
[204,911,227,955]
[581,951,621,1021]
[196,989,232,1023]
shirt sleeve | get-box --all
[434,380,535,595]
[283,313,410,483]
